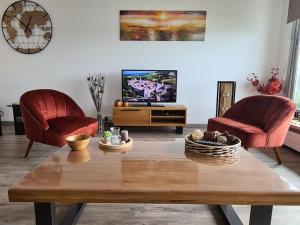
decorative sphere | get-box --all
[217,136,228,144]
[191,129,204,141]
[121,140,126,145]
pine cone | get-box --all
[227,135,239,145]
[222,131,230,138]
[204,131,222,142]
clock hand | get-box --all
[14,16,32,34]
[25,16,32,34]
[14,16,26,28]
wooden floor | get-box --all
[1,124,300,225]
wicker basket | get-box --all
[185,150,240,166]
[185,134,241,157]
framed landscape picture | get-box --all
[120,10,207,41]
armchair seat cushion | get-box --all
[48,116,97,133]
[208,117,268,148]
[45,116,98,147]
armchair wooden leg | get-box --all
[273,147,282,164]
[24,140,34,158]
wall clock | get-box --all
[1,0,52,54]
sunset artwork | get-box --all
[120,10,207,41]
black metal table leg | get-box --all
[219,205,273,225]
[34,203,57,225]
[34,203,85,225]
[249,205,273,225]
[219,205,243,225]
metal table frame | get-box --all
[34,203,273,225]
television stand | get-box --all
[113,105,187,134]
[150,105,165,107]
[133,104,165,107]
[147,101,165,107]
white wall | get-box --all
[0,0,289,123]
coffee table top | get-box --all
[8,138,300,205]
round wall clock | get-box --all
[1,0,52,54]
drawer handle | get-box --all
[121,109,141,112]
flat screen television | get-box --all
[122,70,177,104]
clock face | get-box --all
[1,1,52,54]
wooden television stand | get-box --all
[112,105,187,134]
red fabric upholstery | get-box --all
[208,95,295,148]
[20,89,98,147]
[208,117,268,148]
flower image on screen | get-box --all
[122,70,177,102]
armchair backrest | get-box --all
[20,89,84,133]
[224,95,295,132]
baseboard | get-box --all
[187,124,207,128]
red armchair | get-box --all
[20,89,98,158]
[208,95,295,164]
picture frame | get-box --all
[216,81,236,117]
[120,10,207,41]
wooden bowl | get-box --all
[66,135,90,151]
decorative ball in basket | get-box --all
[185,130,241,157]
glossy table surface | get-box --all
[8,138,300,205]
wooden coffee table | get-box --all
[8,138,300,225]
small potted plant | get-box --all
[103,131,112,144]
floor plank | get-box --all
[1,124,300,225]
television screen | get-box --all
[122,70,177,102]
